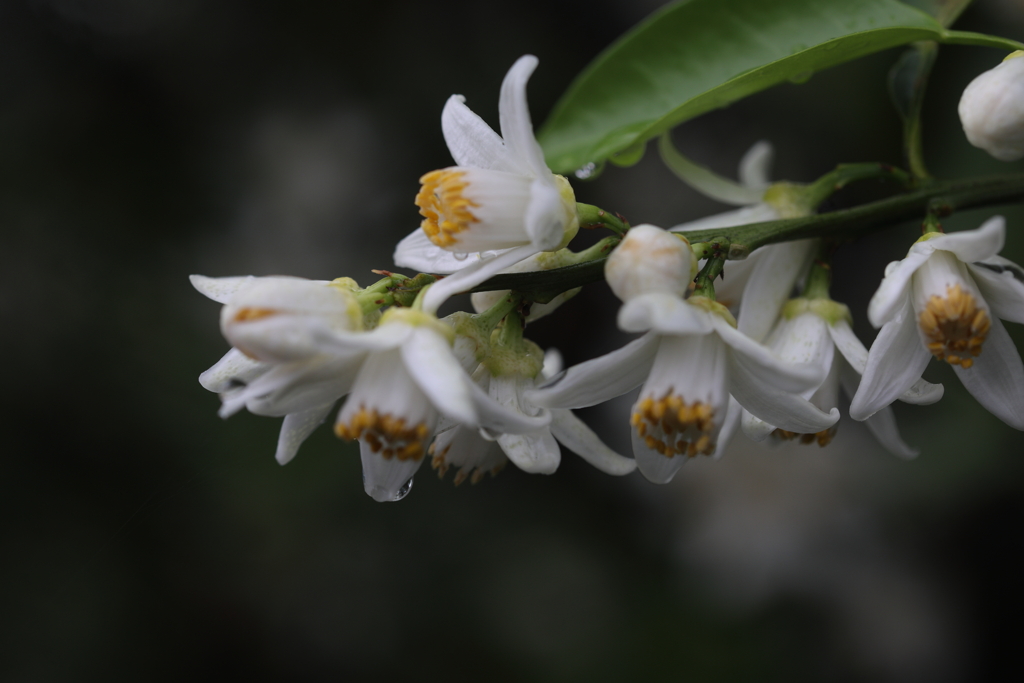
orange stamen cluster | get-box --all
[772,426,837,447]
[335,406,429,462]
[918,284,991,368]
[429,441,506,486]
[415,169,479,248]
[630,392,715,458]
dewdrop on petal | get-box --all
[959,51,1024,162]
[605,224,697,302]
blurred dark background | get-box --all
[4,0,1024,680]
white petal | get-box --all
[828,319,868,374]
[617,293,715,335]
[928,215,1005,263]
[243,354,364,417]
[849,297,933,420]
[838,362,918,459]
[523,178,566,250]
[898,378,945,405]
[741,408,776,442]
[630,422,687,484]
[190,275,253,303]
[394,229,518,274]
[549,409,636,475]
[441,94,518,173]
[474,374,551,435]
[199,348,267,393]
[275,403,334,465]
[714,317,826,393]
[658,134,765,206]
[359,440,423,503]
[738,140,774,190]
[320,322,413,352]
[526,332,660,409]
[830,307,944,405]
[497,429,561,474]
[728,354,840,433]
[868,251,931,327]
[968,256,1024,324]
[422,244,539,314]
[670,203,779,233]
[430,425,507,482]
[402,327,477,427]
[953,316,1024,429]
[498,55,549,179]
[737,240,815,343]
[712,397,742,459]
[864,407,920,459]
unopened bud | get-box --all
[605,224,696,302]
[959,52,1024,162]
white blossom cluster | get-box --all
[195,56,1024,502]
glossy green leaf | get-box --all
[538,0,1023,174]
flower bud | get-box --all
[958,52,1024,162]
[605,224,696,302]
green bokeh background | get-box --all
[4,1,1024,680]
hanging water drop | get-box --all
[453,252,469,261]
[574,160,606,180]
[392,477,414,501]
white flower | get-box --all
[604,224,697,302]
[192,274,370,465]
[332,308,551,501]
[959,52,1024,161]
[393,55,579,313]
[661,137,817,344]
[741,302,942,458]
[851,217,1024,429]
[430,348,636,483]
[529,226,834,484]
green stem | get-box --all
[577,203,629,234]
[497,309,524,347]
[801,163,914,209]
[474,293,522,331]
[803,260,832,300]
[693,255,726,300]
[475,172,1024,298]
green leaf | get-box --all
[538,0,1023,174]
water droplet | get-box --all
[788,70,813,84]
[574,160,606,180]
[393,478,413,501]
[453,252,469,261]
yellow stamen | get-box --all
[415,169,480,248]
[335,405,428,462]
[918,284,990,368]
[773,426,837,447]
[631,390,716,458]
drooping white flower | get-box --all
[529,226,835,484]
[958,52,1024,161]
[393,55,579,313]
[661,137,816,343]
[430,348,636,483]
[332,308,552,501]
[851,217,1024,429]
[192,274,371,465]
[740,301,942,458]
